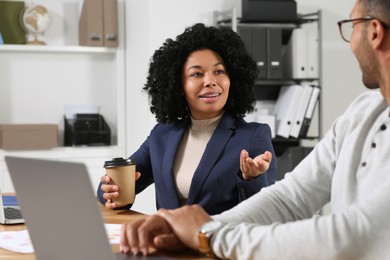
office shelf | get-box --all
[0,44,117,53]
[0,0,127,192]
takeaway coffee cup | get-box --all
[104,157,136,206]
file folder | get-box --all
[79,0,104,46]
[238,27,267,79]
[299,86,320,137]
[238,27,253,59]
[253,27,268,79]
[266,28,283,79]
[103,0,119,47]
[274,85,303,138]
[79,0,119,47]
[238,27,252,51]
[289,84,313,138]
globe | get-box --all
[21,5,52,45]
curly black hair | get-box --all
[144,23,258,123]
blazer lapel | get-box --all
[186,115,237,204]
[161,119,190,206]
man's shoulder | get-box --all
[346,90,385,113]
[354,90,383,102]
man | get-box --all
[120,0,390,258]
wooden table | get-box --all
[0,204,210,259]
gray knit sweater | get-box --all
[212,90,390,259]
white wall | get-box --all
[125,0,363,214]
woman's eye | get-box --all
[191,72,202,77]
[215,69,225,75]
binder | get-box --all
[285,27,307,79]
[238,27,252,53]
[0,1,26,45]
[102,0,119,47]
[273,85,303,138]
[79,0,104,46]
[299,86,320,137]
[238,27,282,79]
[289,84,313,138]
[285,22,318,79]
[266,28,283,79]
[305,22,319,78]
[79,0,118,47]
[252,27,267,79]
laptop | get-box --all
[5,156,174,260]
[0,191,24,224]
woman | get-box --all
[98,23,276,215]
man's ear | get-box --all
[370,19,386,49]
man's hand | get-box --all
[120,214,183,256]
[120,205,212,255]
[157,205,212,251]
[240,150,272,180]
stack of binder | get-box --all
[284,22,319,79]
[239,27,283,79]
[273,84,320,138]
[79,0,119,47]
[273,85,303,138]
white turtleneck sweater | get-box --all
[173,114,223,204]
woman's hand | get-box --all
[240,150,272,180]
[100,172,141,209]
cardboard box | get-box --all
[0,124,58,150]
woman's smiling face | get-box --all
[182,49,230,120]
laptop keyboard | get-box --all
[4,207,23,219]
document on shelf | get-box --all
[64,104,99,119]
[0,223,122,254]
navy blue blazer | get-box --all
[98,113,276,215]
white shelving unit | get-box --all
[0,0,126,192]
